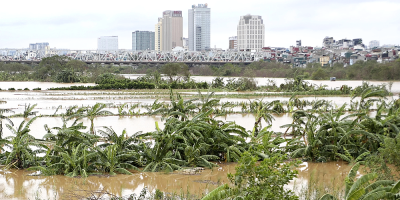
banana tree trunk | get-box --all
[90,119,95,135]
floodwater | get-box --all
[0,82,96,90]
[0,80,398,199]
[0,161,355,200]
[1,114,292,139]
[122,74,400,94]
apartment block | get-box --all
[188,4,211,51]
[132,31,155,51]
[237,14,265,52]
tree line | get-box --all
[0,55,135,82]
[2,56,400,84]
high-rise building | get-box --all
[155,18,163,51]
[237,14,265,52]
[160,10,183,51]
[369,40,380,49]
[132,31,155,51]
[229,36,237,50]
[97,36,118,52]
[29,42,49,50]
[188,4,211,51]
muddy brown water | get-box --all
[0,161,356,200]
[0,81,398,199]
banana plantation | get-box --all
[0,81,400,199]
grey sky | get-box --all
[1,0,399,50]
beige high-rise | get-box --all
[155,18,163,51]
[237,14,265,52]
[161,10,183,51]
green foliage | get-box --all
[320,162,399,200]
[3,117,45,169]
[80,103,113,134]
[203,151,301,200]
[162,63,190,82]
[311,68,329,80]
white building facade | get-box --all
[188,4,211,51]
[155,18,163,51]
[97,36,118,52]
[237,14,265,52]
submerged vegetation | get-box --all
[1,81,400,199]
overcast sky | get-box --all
[1,0,399,50]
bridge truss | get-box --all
[0,49,272,63]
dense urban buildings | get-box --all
[160,10,183,51]
[97,36,118,52]
[132,31,155,51]
[155,18,163,51]
[188,4,211,51]
[29,42,49,50]
[229,36,237,50]
[237,14,265,52]
[323,37,335,48]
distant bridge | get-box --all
[0,49,272,65]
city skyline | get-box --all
[1,0,399,50]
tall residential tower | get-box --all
[237,14,265,52]
[188,4,210,51]
[132,31,155,51]
[160,10,183,51]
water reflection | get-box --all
[0,161,355,199]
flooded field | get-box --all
[122,75,400,93]
[0,80,399,199]
[0,161,354,200]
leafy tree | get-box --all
[35,55,70,81]
[184,144,218,168]
[94,144,139,175]
[142,131,185,172]
[4,117,46,168]
[66,60,88,73]
[311,67,329,80]
[22,103,38,118]
[81,103,113,134]
[161,63,190,82]
[0,107,13,140]
[55,69,80,83]
[43,116,95,149]
[250,99,277,136]
[53,143,97,177]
